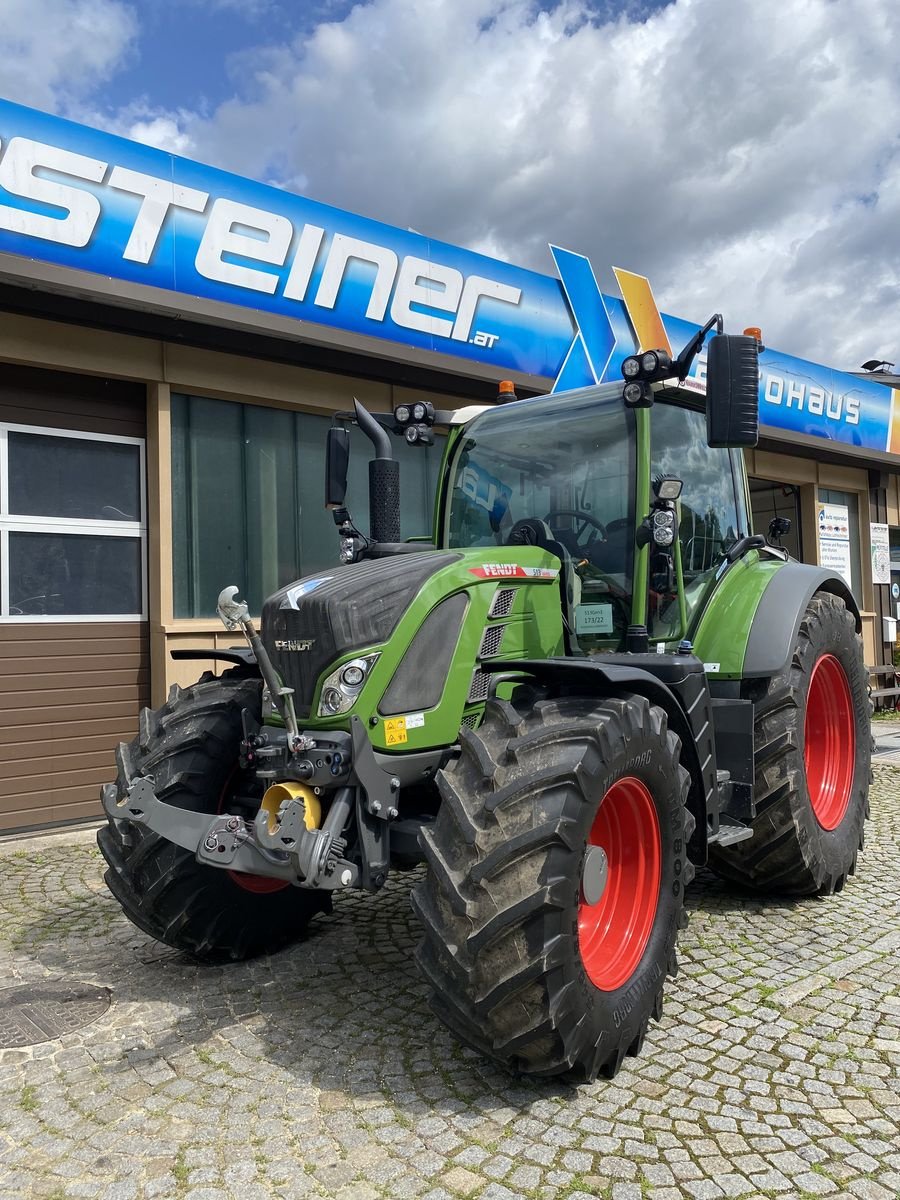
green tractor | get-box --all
[99,317,870,1081]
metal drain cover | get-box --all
[0,982,111,1048]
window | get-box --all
[651,403,742,636]
[0,424,146,620]
[445,387,635,648]
[171,394,442,618]
[749,478,803,559]
[445,389,633,591]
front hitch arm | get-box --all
[100,778,359,890]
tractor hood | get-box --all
[261,552,461,717]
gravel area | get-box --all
[0,769,898,1200]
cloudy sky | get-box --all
[1,0,898,370]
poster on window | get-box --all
[817,502,852,588]
[870,522,891,585]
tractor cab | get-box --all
[440,379,752,653]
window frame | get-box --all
[0,422,148,623]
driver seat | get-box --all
[506,519,582,643]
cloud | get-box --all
[0,0,137,115]
[170,0,275,14]
[124,111,196,156]
[1,0,898,369]
[174,0,900,369]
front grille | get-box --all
[489,587,517,618]
[460,712,480,729]
[479,624,506,659]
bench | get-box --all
[868,665,900,708]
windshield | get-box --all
[445,387,635,636]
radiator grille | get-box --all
[479,623,506,659]
[460,712,480,729]
[488,587,517,618]
[468,670,492,703]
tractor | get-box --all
[99,316,870,1081]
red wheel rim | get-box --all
[578,776,661,992]
[804,653,855,830]
[218,769,290,895]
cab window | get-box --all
[651,402,743,638]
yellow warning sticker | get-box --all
[384,716,408,746]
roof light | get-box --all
[623,380,653,408]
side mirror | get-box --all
[706,334,760,448]
[325,426,350,508]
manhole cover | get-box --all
[0,982,111,1048]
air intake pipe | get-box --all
[353,398,401,544]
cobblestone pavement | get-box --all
[1,770,898,1200]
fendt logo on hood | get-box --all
[274,638,315,652]
[0,135,521,348]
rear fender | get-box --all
[742,562,861,678]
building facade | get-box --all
[1,98,898,831]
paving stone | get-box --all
[0,767,898,1200]
[441,1167,483,1195]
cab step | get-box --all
[709,814,754,846]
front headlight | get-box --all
[317,654,380,716]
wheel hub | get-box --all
[581,845,609,906]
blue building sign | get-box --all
[0,98,896,455]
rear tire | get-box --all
[708,592,870,895]
[98,670,330,962]
[412,690,692,1081]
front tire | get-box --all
[412,690,692,1081]
[98,671,330,962]
[708,592,870,895]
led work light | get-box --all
[653,475,683,501]
[651,509,677,547]
[623,380,653,408]
[394,400,434,427]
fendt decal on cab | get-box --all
[468,564,560,579]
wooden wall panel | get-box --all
[0,364,148,832]
[0,622,148,831]
[0,363,145,437]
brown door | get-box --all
[0,366,148,831]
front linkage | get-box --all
[101,702,434,896]
[102,586,441,896]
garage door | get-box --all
[0,366,148,832]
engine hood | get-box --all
[261,552,461,717]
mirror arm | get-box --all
[674,313,723,381]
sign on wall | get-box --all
[817,503,853,589]
[871,522,891,585]
[0,97,899,457]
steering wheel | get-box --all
[544,509,607,553]
[506,518,554,547]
